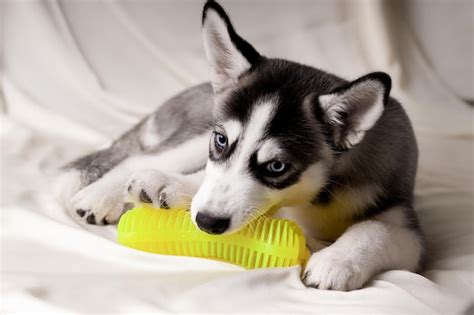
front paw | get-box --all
[302,248,370,291]
[70,181,126,225]
[126,170,193,210]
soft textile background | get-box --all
[1,0,473,313]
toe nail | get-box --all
[86,213,96,224]
[302,272,310,282]
[127,184,133,193]
[76,209,86,217]
[102,217,109,225]
[139,189,152,203]
[158,192,169,209]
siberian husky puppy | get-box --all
[55,1,423,291]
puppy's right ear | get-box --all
[318,72,391,150]
[202,1,262,92]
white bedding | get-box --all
[1,1,473,313]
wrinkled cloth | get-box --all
[1,0,473,313]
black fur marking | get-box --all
[248,152,304,190]
[266,92,325,166]
[354,196,404,221]
[351,194,420,234]
[219,58,343,125]
[312,175,346,205]
[313,183,334,205]
[202,1,261,66]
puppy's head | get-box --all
[191,1,391,234]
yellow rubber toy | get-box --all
[117,206,310,269]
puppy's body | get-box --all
[55,1,423,291]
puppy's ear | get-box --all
[319,72,391,150]
[202,1,262,92]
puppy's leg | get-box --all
[72,167,205,225]
[53,83,214,209]
[53,128,143,208]
[53,148,129,209]
[302,207,424,291]
[70,133,209,225]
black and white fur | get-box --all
[54,1,424,291]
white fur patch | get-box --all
[238,100,276,161]
[303,210,422,291]
[270,162,327,208]
[256,139,282,163]
[375,206,408,227]
[125,133,209,174]
[222,120,242,145]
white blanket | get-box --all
[2,1,473,313]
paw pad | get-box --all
[86,213,96,225]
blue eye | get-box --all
[266,161,287,174]
[214,132,227,149]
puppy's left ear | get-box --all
[319,72,391,149]
[202,1,262,92]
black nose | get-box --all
[196,212,230,235]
